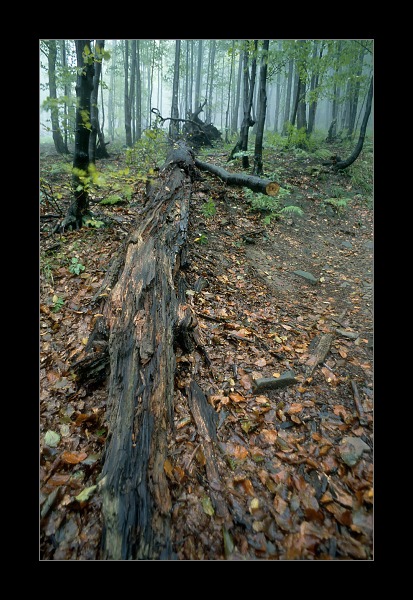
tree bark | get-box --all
[73,141,198,560]
[55,40,94,232]
[333,76,373,170]
[46,40,69,155]
[89,41,109,162]
[228,41,258,166]
[253,40,269,176]
[195,158,279,196]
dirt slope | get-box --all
[40,144,373,560]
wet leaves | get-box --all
[40,144,373,561]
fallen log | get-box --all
[194,158,280,196]
[70,141,279,560]
[74,141,200,560]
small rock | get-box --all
[293,270,318,285]
[339,436,370,467]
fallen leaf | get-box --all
[229,392,245,403]
[44,430,60,447]
[287,403,303,414]
[239,374,252,390]
[202,496,214,516]
[164,458,173,478]
[254,358,267,367]
[61,451,87,465]
[75,485,97,503]
[260,429,278,444]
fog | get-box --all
[40,40,373,145]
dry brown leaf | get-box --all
[61,451,87,465]
[254,358,267,367]
[260,429,278,444]
[287,403,303,415]
[46,473,71,486]
[229,392,245,403]
[239,374,252,390]
[164,458,174,478]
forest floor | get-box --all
[40,137,373,560]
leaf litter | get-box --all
[40,144,373,560]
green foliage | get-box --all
[345,156,373,198]
[233,150,254,160]
[194,233,208,245]
[201,199,216,218]
[323,197,350,214]
[82,216,105,228]
[243,186,303,224]
[69,257,85,275]
[52,295,64,312]
[100,194,124,205]
[126,127,167,173]
[285,124,316,151]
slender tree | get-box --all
[89,40,109,162]
[231,44,243,134]
[194,40,203,111]
[282,54,294,134]
[56,40,94,232]
[228,40,258,167]
[44,40,69,154]
[253,40,269,176]
[135,40,142,141]
[169,40,181,140]
[124,41,133,147]
[334,76,373,170]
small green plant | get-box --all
[69,257,85,275]
[243,187,303,224]
[194,233,208,245]
[82,216,105,228]
[100,194,124,205]
[201,198,216,218]
[323,197,350,214]
[52,295,64,312]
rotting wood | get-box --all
[350,379,367,424]
[305,333,334,381]
[194,159,280,197]
[186,380,232,524]
[76,141,198,560]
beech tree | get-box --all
[42,40,69,155]
[253,40,269,176]
[55,40,94,232]
[228,40,258,166]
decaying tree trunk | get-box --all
[195,159,280,196]
[73,141,200,560]
[183,101,222,147]
[71,139,278,559]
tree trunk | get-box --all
[253,40,269,176]
[195,158,279,196]
[333,76,373,170]
[282,57,294,135]
[55,40,94,232]
[89,41,108,163]
[136,40,142,141]
[74,142,201,559]
[169,40,181,140]
[194,40,203,111]
[231,47,243,135]
[124,41,133,147]
[228,41,258,167]
[46,40,69,155]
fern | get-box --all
[280,205,304,217]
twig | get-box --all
[350,379,367,424]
